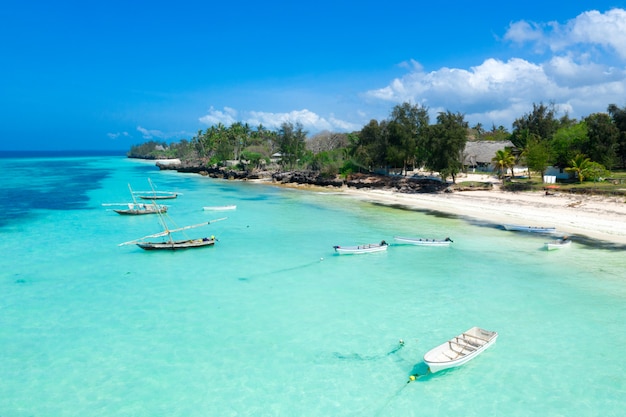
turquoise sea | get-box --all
[1,152,625,417]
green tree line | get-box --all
[129,102,626,183]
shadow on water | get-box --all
[371,201,626,251]
[332,340,407,362]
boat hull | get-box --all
[503,224,556,233]
[545,239,572,250]
[394,236,452,246]
[137,238,215,250]
[333,243,388,254]
[203,205,237,211]
[423,327,498,373]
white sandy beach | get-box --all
[342,183,626,245]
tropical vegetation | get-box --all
[128,101,626,185]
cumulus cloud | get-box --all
[199,107,359,133]
[137,126,167,139]
[505,8,626,59]
[198,106,238,126]
[364,8,626,128]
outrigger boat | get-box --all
[133,178,180,200]
[119,214,227,251]
[103,184,168,215]
[423,327,498,373]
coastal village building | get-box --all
[462,140,515,172]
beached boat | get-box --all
[423,326,498,373]
[503,224,556,233]
[333,241,388,254]
[119,214,227,251]
[394,236,453,246]
[103,184,168,215]
[203,205,237,211]
[545,237,572,250]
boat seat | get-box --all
[462,332,489,343]
[442,350,459,360]
[450,340,477,352]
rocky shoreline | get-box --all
[155,159,450,193]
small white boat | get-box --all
[333,241,388,254]
[503,224,556,233]
[203,205,237,211]
[394,236,453,246]
[545,237,572,250]
[423,327,498,373]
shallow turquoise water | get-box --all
[1,155,625,416]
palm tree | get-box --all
[492,149,515,179]
[565,154,592,183]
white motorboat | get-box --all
[333,241,388,254]
[393,236,453,246]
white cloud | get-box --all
[505,8,626,59]
[107,131,130,140]
[199,107,359,133]
[137,126,167,139]
[364,8,626,129]
[198,106,238,126]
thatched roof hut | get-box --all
[463,140,514,168]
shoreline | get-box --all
[140,159,626,245]
[340,187,626,246]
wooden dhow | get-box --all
[103,184,168,215]
[119,214,227,251]
[133,178,180,200]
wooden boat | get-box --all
[133,178,179,200]
[104,184,168,215]
[333,241,388,254]
[203,205,237,211]
[545,237,572,250]
[113,202,167,215]
[394,236,453,246]
[136,237,215,250]
[119,214,227,251]
[423,327,498,373]
[503,224,556,233]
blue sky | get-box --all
[2,1,626,150]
